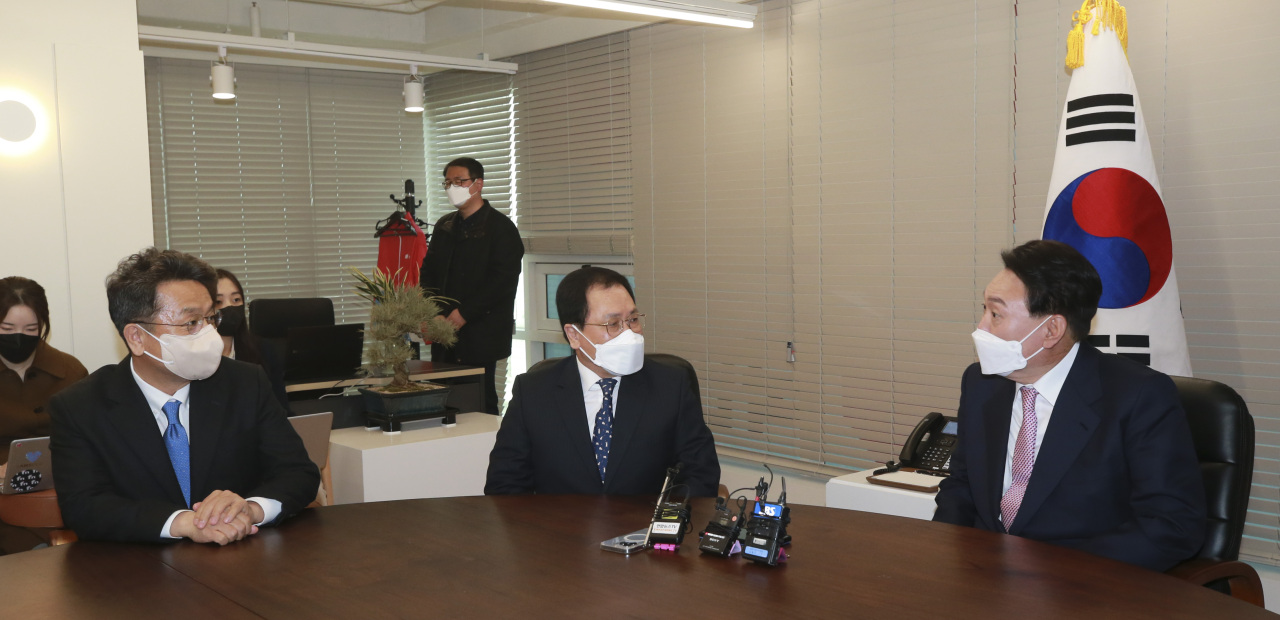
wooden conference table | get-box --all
[3,496,1271,619]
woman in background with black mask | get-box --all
[0,277,87,464]
[0,277,87,554]
[215,269,289,408]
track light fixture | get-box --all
[211,46,236,100]
[404,65,424,113]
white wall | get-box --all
[719,456,830,508]
[0,0,154,369]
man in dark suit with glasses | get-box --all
[50,247,318,544]
[485,266,720,497]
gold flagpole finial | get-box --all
[1066,0,1129,71]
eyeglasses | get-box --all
[441,178,475,190]
[581,314,645,338]
[135,311,222,335]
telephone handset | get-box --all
[900,412,959,474]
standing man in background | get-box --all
[420,157,524,414]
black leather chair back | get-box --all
[526,353,701,406]
[249,298,335,339]
[1173,376,1255,562]
[646,353,701,407]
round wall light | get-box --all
[0,88,49,157]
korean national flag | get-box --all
[1041,1,1192,377]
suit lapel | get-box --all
[980,379,1015,525]
[187,371,227,500]
[1007,345,1103,534]
[104,358,186,504]
[554,358,603,490]
[603,365,649,492]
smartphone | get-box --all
[600,529,649,555]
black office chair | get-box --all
[1165,376,1263,608]
[248,298,336,383]
[526,353,701,406]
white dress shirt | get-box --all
[577,356,622,437]
[1001,341,1081,498]
[129,360,281,538]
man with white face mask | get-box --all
[419,157,523,415]
[49,248,319,544]
[933,240,1205,572]
[485,267,719,496]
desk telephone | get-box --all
[899,412,958,474]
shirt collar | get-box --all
[1019,341,1080,407]
[129,358,191,411]
[576,354,620,394]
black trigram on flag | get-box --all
[1087,333,1151,366]
[1065,93,1136,146]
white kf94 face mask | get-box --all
[572,325,645,376]
[141,323,224,381]
[446,184,473,208]
[970,315,1052,377]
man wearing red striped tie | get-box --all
[933,240,1205,572]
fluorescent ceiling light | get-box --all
[546,0,756,28]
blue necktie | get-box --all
[162,400,192,508]
[592,378,618,482]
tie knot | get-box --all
[1020,386,1038,415]
[162,400,181,424]
[597,377,617,392]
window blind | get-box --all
[422,70,516,223]
[631,0,1013,473]
[145,57,426,325]
[509,33,633,256]
[306,68,430,322]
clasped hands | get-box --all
[419,309,465,336]
[171,489,265,546]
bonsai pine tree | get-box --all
[351,268,457,390]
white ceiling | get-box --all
[135,0,668,67]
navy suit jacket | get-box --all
[485,356,720,497]
[49,357,320,543]
[933,344,1206,572]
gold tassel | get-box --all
[1065,0,1130,72]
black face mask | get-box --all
[217,305,246,337]
[0,333,40,364]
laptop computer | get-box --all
[2,437,53,495]
[284,323,364,382]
